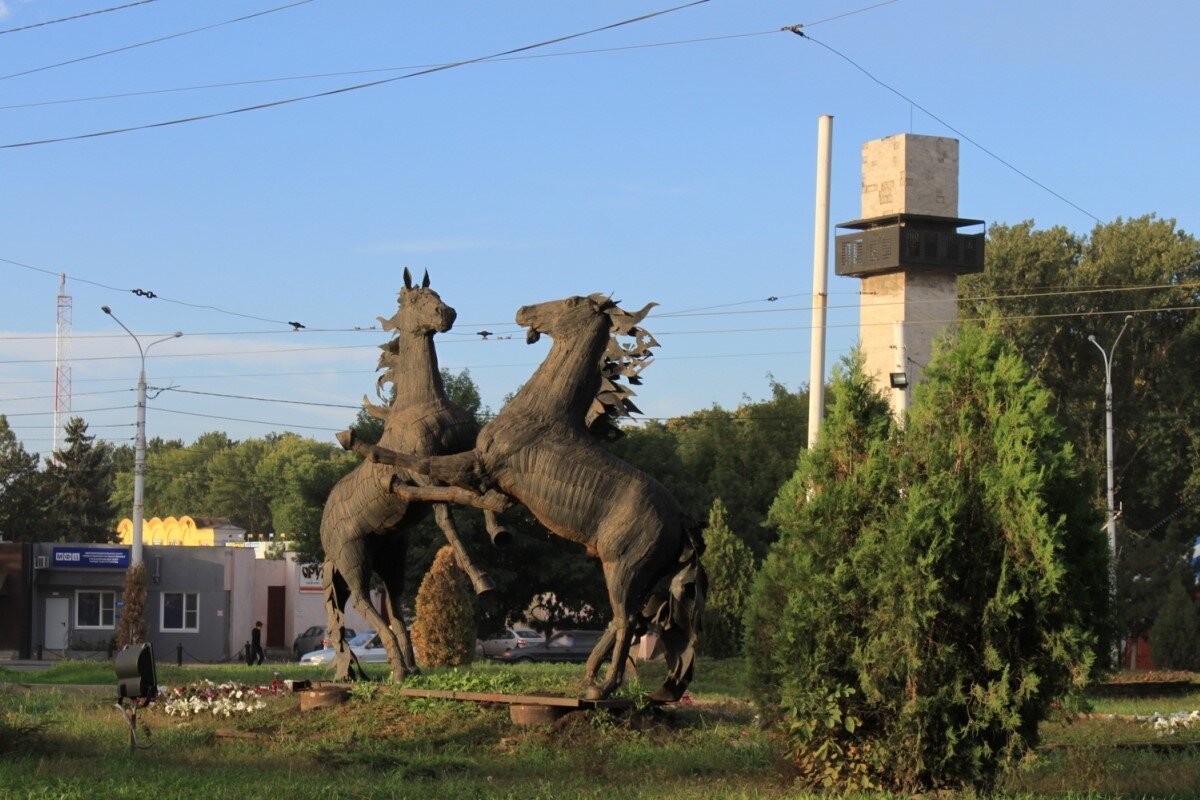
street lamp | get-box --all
[1087,314,1134,597]
[102,306,181,566]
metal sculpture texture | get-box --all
[320,269,507,681]
[340,294,707,701]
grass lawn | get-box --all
[2,661,1198,799]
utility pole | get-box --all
[1088,314,1134,594]
[807,114,833,447]
[102,306,181,566]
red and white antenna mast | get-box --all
[53,272,72,454]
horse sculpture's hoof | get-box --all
[582,685,606,701]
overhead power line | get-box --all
[0,0,898,113]
[0,0,317,82]
[151,405,343,432]
[0,0,713,149]
[787,28,1101,224]
[0,0,161,36]
[0,256,304,327]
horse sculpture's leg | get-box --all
[583,565,636,701]
[430,502,496,595]
[374,535,419,675]
[483,510,512,548]
[344,546,411,683]
[323,559,359,682]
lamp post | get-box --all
[1088,315,1133,603]
[102,306,181,566]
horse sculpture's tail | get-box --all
[647,518,708,704]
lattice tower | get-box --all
[53,273,72,455]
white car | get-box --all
[476,626,543,658]
[300,631,390,665]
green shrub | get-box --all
[746,329,1109,793]
[698,498,755,658]
[411,546,475,668]
[1149,573,1200,669]
[116,562,148,648]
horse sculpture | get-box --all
[338,293,706,701]
[320,268,509,681]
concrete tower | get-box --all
[834,134,984,418]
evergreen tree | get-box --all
[46,418,115,542]
[0,415,49,541]
[698,498,755,658]
[411,546,475,667]
[1148,571,1200,669]
[747,329,1107,793]
[116,563,148,647]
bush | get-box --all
[698,498,755,658]
[746,329,1108,793]
[1149,573,1200,669]
[116,562,148,648]
[411,546,475,667]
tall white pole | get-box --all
[133,366,147,567]
[103,305,180,567]
[807,114,833,448]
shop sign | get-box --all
[51,546,130,569]
[298,561,323,592]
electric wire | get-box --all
[0,0,898,111]
[151,406,343,432]
[0,0,317,82]
[0,0,161,36]
[2,301,1198,366]
[788,28,1101,224]
[0,0,712,149]
[0,256,303,326]
[1,404,136,417]
[153,387,360,410]
[0,30,779,112]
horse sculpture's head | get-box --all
[516,294,656,345]
[516,293,659,437]
[378,268,457,336]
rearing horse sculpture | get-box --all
[339,294,706,701]
[320,268,508,681]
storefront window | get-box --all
[76,591,115,629]
[161,592,199,632]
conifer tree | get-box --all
[46,418,115,542]
[1148,572,1200,669]
[411,546,475,667]
[0,415,49,541]
[746,330,1107,793]
[698,498,755,658]
[116,563,148,648]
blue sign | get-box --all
[51,546,130,569]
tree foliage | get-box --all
[960,216,1200,640]
[45,418,116,543]
[411,546,475,667]
[747,328,1107,793]
[698,498,755,658]
[116,562,148,648]
[0,415,49,541]
[1147,570,1200,670]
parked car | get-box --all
[492,629,603,663]
[299,630,386,665]
[293,625,356,659]
[476,626,542,658]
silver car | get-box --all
[476,626,543,658]
[299,631,388,665]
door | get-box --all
[44,597,69,650]
[266,585,285,648]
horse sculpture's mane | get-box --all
[361,298,422,422]
[585,293,658,439]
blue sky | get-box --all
[1,0,1197,454]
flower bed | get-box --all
[157,677,286,718]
